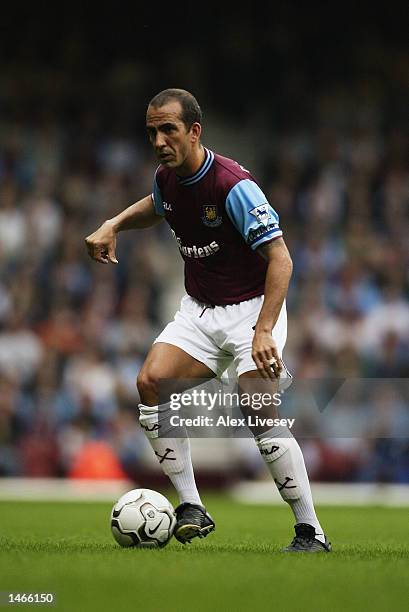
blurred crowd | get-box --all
[0,16,408,483]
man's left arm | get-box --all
[253,237,293,380]
[224,178,292,378]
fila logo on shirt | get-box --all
[249,203,270,227]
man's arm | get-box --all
[85,194,163,264]
[252,237,293,379]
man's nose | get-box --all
[154,132,167,148]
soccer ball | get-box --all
[110,488,176,548]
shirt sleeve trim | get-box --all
[250,228,283,249]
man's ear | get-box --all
[190,122,202,143]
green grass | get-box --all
[0,494,408,611]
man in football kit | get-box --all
[85,89,331,552]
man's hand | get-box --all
[85,220,118,264]
[252,330,283,380]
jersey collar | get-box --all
[178,148,214,186]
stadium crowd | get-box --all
[0,16,408,484]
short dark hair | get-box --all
[148,88,202,130]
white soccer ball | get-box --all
[110,488,176,548]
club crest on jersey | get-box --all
[201,204,222,227]
[249,203,270,227]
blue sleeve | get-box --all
[152,173,165,216]
[225,179,283,250]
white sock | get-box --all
[138,403,202,506]
[256,426,325,542]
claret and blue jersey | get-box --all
[152,148,283,306]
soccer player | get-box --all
[85,89,331,552]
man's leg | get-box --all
[239,371,330,552]
[137,342,216,542]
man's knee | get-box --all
[137,367,161,404]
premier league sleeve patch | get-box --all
[249,203,270,227]
[201,204,222,227]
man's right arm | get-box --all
[85,194,163,264]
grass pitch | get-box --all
[0,494,408,612]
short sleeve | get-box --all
[225,179,282,250]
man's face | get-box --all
[146,101,197,169]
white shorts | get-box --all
[154,294,289,380]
